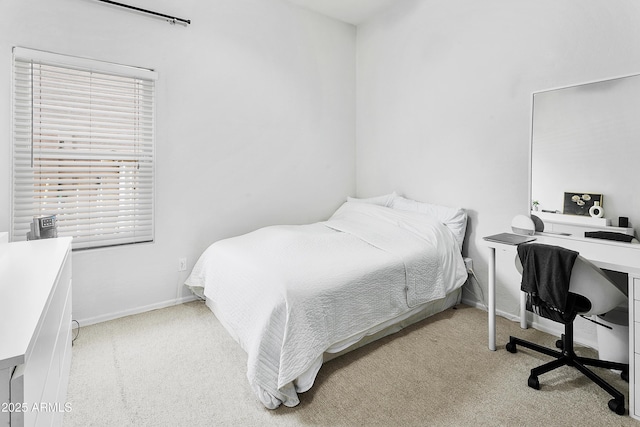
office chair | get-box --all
[505,243,629,415]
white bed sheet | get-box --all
[185,202,467,408]
[287,287,462,393]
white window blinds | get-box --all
[12,47,157,250]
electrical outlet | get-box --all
[178,257,187,272]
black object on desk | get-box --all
[584,231,634,243]
[619,217,629,228]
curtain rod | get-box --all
[96,0,191,26]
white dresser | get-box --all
[0,237,73,427]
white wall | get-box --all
[3,0,638,335]
[0,0,356,324]
[356,0,640,329]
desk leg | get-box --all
[488,247,496,351]
[520,291,527,329]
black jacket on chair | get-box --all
[517,243,578,323]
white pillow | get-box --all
[347,191,397,207]
[390,196,467,249]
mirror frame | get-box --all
[528,72,640,237]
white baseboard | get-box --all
[73,295,199,328]
[460,297,598,350]
[527,318,598,350]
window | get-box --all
[11,47,157,250]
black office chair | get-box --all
[505,243,629,415]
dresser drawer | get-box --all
[636,353,640,417]
[632,277,640,420]
[636,280,640,352]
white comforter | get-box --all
[185,202,467,408]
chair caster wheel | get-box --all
[608,399,625,415]
[622,370,629,382]
[506,342,517,353]
[528,376,540,390]
[555,339,563,350]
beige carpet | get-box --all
[64,301,635,426]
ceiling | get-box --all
[286,0,397,25]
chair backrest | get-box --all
[515,251,626,316]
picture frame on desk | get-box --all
[563,192,603,216]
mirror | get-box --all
[530,74,640,239]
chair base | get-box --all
[506,322,629,416]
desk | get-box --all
[484,232,640,420]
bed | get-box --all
[185,194,468,409]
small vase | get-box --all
[589,201,604,218]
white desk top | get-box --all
[0,237,72,369]
[484,232,640,276]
